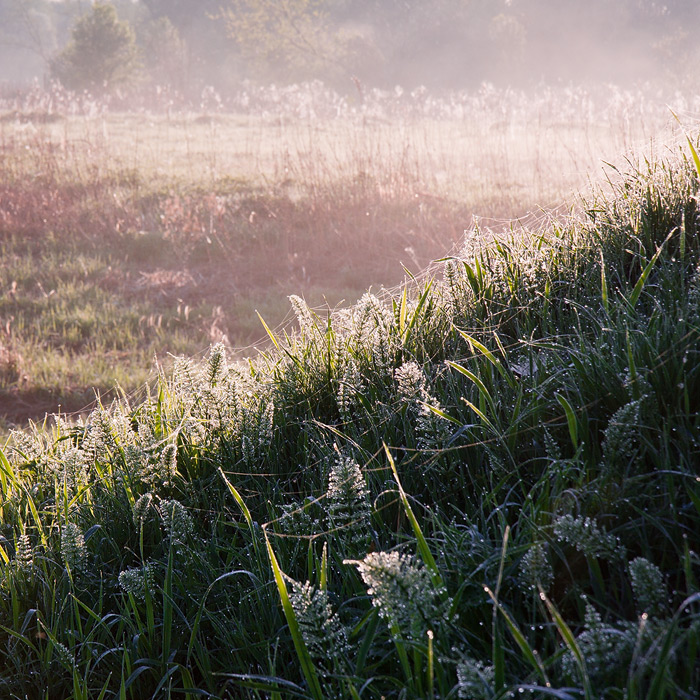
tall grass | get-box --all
[0,83,689,427]
[1,135,699,697]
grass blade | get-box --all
[628,229,673,308]
[219,467,254,531]
[457,329,515,388]
[257,311,280,350]
[447,360,497,416]
[556,394,578,450]
[264,532,324,700]
[483,586,549,686]
[538,588,592,699]
[600,250,609,314]
[384,444,444,592]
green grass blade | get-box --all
[461,398,500,437]
[457,330,513,386]
[671,107,700,180]
[600,250,609,314]
[447,360,497,416]
[0,444,16,496]
[420,401,463,426]
[264,532,324,700]
[257,311,280,350]
[628,229,673,308]
[538,588,592,699]
[404,279,433,341]
[556,394,578,450]
[384,444,444,592]
[219,467,254,531]
[162,543,174,668]
[483,586,549,686]
[398,287,407,337]
[353,608,380,676]
[646,592,700,700]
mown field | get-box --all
[0,83,682,428]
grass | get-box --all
[0,82,680,427]
[0,119,699,698]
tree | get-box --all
[137,15,187,91]
[50,2,140,94]
[220,0,344,82]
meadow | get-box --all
[0,82,686,427]
[0,82,699,699]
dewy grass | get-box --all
[0,85,686,428]
[1,136,699,697]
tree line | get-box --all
[1,0,699,97]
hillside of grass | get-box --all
[1,142,700,698]
[0,85,677,428]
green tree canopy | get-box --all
[50,2,140,94]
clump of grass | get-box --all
[1,128,700,698]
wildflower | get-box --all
[277,499,319,537]
[395,361,431,405]
[288,579,350,674]
[348,550,445,641]
[241,434,255,466]
[326,456,372,556]
[61,522,88,575]
[206,342,227,387]
[602,399,642,468]
[628,557,665,615]
[15,532,34,574]
[132,492,154,527]
[456,655,495,699]
[257,400,275,449]
[289,294,315,336]
[159,443,178,485]
[353,293,394,372]
[560,602,633,685]
[337,360,364,424]
[443,259,463,318]
[553,514,624,561]
[353,293,384,344]
[119,561,157,602]
[51,641,74,670]
[395,361,449,450]
[519,542,553,592]
[9,428,44,465]
[55,446,89,493]
[158,499,193,548]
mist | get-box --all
[1,0,699,98]
[1,0,698,425]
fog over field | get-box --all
[1,0,699,426]
[2,0,700,93]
